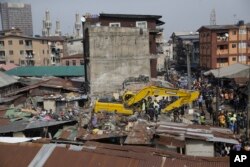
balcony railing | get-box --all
[217,49,228,55]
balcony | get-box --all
[217,49,228,55]
[25,45,33,49]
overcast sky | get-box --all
[1,0,250,39]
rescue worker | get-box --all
[200,110,206,125]
[153,100,160,122]
[218,112,226,127]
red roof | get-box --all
[0,63,17,71]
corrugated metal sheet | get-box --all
[157,135,185,147]
[0,120,75,133]
[28,144,56,167]
[125,121,154,145]
[156,121,239,144]
[0,142,229,167]
[5,66,85,77]
[0,71,18,88]
[0,143,41,167]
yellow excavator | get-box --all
[94,85,199,115]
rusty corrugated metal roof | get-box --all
[0,143,41,167]
[125,121,154,145]
[0,142,230,167]
[156,121,239,144]
[157,135,185,147]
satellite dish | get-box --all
[81,16,86,23]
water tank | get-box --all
[238,20,244,26]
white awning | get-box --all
[204,63,250,78]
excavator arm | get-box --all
[162,90,200,112]
[124,85,199,108]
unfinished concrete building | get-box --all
[86,27,150,95]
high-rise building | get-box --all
[0,2,33,36]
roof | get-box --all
[5,66,85,77]
[0,34,49,41]
[4,77,80,97]
[100,13,162,19]
[177,34,199,40]
[100,13,165,26]
[40,36,66,42]
[171,31,198,37]
[197,25,241,32]
[61,54,83,59]
[156,121,239,145]
[0,63,17,71]
[0,71,18,88]
[0,142,229,167]
[204,63,250,78]
[0,120,75,133]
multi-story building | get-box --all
[198,21,250,69]
[61,54,83,66]
[171,32,200,69]
[43,36,66,66]
[0,2,33,36]
[84,13,165,78]
[65,38,83,56]
[0,28,50,66]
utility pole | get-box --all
[81,16,89,94]
[187,45,192,90]
[186,43,192,109]
[247,66,250,141]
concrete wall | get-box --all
[185,139,214,157]
[43,100,56,112]
[88,27,150,95]
[66,39,83,56]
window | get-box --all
[217,58,228,63]
[72,60,76,66]
[20,50,24,55]
[9,50,14,55]
[66,60,69,66]
[10,60,14,63]
[232,31,236,35]
[47,50,49,54]
[206,33,210,37]
[8,40,12,45]
[109,22,121,27]
[232,43,237,48]
[239,55,247,62]
[136,21,147,29]
[43,50,45,54]
[80,60,84,65]
[20,60,25,65]
[239,42,246,48]
[239,29,247,34]
[232,57,236,61]
[19,40,23,45]
[0,41,4,47]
